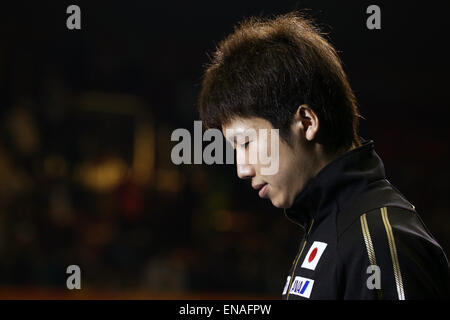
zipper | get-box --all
[285,218,314,300]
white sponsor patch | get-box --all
[288,276,315,298]
[282,276,291,295]
[301,241,327,271]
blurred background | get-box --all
[0,1,449,299]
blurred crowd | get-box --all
[0,90,300,295]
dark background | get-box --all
[0,1,448,298]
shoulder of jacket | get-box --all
[338,206,416,239]
[336,179,416,237]
[337,205,441,253]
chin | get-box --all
[270,195,290,209]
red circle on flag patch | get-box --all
[308,248,318,262]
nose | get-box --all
[236,163,255,180]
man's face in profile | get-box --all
[222,115,321,209]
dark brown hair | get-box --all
[198,11,362,154]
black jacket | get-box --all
[281,139,450,299]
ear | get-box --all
[292,104,319,141]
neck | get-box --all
[284,139,382,227]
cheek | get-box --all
[264,165,287,190]
[255,132,281,174]
[265,148,298,188]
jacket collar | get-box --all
[284,138,386,228]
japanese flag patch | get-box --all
[301,241,327,271]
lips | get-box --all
[253,183,269,198]
[252,183,266,190]
[259,184,269,198]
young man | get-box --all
[197,12,450,299]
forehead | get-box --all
[222,117,274,139]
